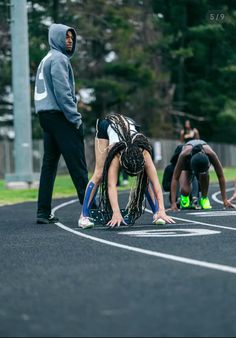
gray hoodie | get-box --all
[34,23,82,128]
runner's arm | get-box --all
[207,150,234,208]
[144,151,175,223]
[230,180,236,202]
[170,149,190,210]
[107,155,127,227]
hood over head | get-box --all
[48,23,77,58]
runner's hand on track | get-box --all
[229,193,236,203]
[223,200,235,209]
[171,203,179,212]
[153,211,176,224]
[107,211,127,228]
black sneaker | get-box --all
[37,214,59,224]
[191,198,201,210]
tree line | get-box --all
[0,0,236,143]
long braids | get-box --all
[99,114,153,225]
[99,141,126,221]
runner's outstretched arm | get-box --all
[106,155,127,228]
[229,180,236,202]
[144,152,175,224]
[207,151,234,209]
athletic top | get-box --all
[97,117,138,146]
[183,140,208,171]
[186,139,207,148]
[183,129,195,143]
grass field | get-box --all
[0,168,235,205]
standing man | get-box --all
[34,23,89,224]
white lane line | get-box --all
[173,216,236,231]
[212,188,234,205]
[145,209,236,231]
[53,201,236,275]
[53,199,78,212]
[118,228,220,238]
[55,221,236,274]
[187,211,236,217]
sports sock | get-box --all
[146,183,159,214]
[88,186,99,210]
[82,182,97,217]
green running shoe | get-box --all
[180,195,190,209]
[200,197,212,210]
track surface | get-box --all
[0,185,236,337]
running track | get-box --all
[0,184,236,337]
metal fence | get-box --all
[0,138,236,179]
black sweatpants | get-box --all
[37,111,89,218]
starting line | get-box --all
[188,211,236,217]
[55,221,236,275]
[118,228,220,238]
[145,209,236,232]
[52,195,236,275]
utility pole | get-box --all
[5,0,37,188]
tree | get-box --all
[0,0,12,139]
[152,0,236,142]
[2,0,236,143]
[56,0,172,138]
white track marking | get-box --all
[52,201,236,275]
[145,209,236,231]
[212,188,234,205]
[53,199,78,212]
[118,228,220,238]
[188,211,236,217]
[55,221,236,274]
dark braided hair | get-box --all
[99,114,153,225]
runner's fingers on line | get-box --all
[107,216,127,228]
[166,216,176,224]
[224,201,235,209]
[107,222,121,228]
[160,215,175,224]
[154,212,175,224]
[166,207,179,213]
[229,195,236,203]
[171,204,180,212]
